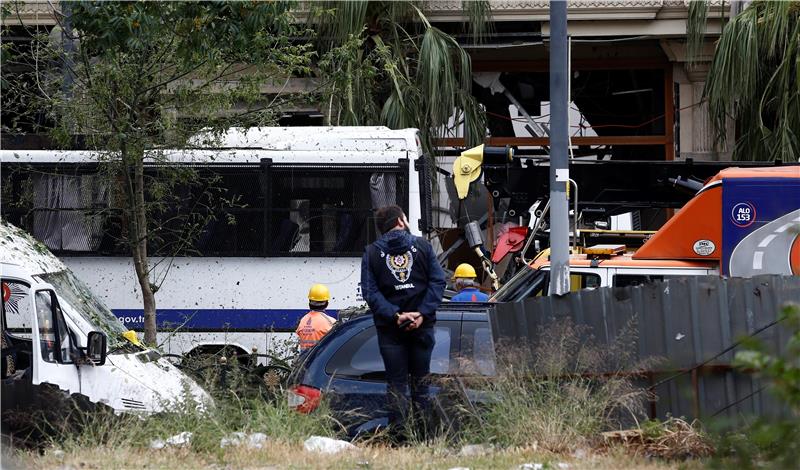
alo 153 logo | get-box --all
[731,202,756,228]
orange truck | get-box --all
[492,166,800,301]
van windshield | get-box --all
[35,270,130,348]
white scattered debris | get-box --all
[458,444,490,456]
[48,449,65,458]
[149,440,166,450]
[167,431,193,447]
[675,333,686,341]
[220,432,268,449]
[571,448,588,460]
[303,436,356,454]
[448,467,470,470]
[150,431,193,449]
[518,464,543,470]
[557,463,571,469]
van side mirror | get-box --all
[86,331,107,365]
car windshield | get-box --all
[35,270,130,349]
[491,267,548,302]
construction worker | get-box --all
[295,284,337,351]
[450,263,489,302]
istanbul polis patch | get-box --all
[384,246,417,283]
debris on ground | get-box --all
[571,448,589,460]
[220,432,268,449]
[517,464,543,470]
[516,464,569,470]
[150,431,193,449]
[601,417,714,459]
[458,444,490,456]
[303,436,357,454]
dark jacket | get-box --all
[361,230,446,328]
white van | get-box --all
[1,220,210,415]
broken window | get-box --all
[266,165,408,256]
[2,162,409,257]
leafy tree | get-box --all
[689,1,799,162]
[310,0,488,156]
[2,1,313,344]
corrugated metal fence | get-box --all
[488,275,800,421]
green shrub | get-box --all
[711,303,800,468]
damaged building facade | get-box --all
[3,0,734,161]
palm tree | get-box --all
[689,1,799,162]
[310,1,489,156]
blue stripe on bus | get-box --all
[113,309,338,332]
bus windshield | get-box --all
[36,270,130,348]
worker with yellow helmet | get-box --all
[450,263,489,302]
[295,284,337,351]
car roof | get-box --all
[339,303,488,325]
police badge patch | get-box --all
[386,251,414,282]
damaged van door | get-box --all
[2,278,105,425]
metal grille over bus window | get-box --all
[120,398,147,410]
[414,157,434,234]
[31,173,109,252]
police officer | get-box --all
[450,263,489,302]
[360,205,446,436]
[295,284,337,352]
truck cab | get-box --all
[493,166,799,302]
[1,221,210,429]
[492,251,716,302]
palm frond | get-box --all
[686,0,709,67]
[463,0,493,44]
[318,1,488,157]
[699,1,799,161]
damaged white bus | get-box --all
[1,127,426,362]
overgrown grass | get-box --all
[452,319,652,452]
[9,319,693,468]
[46,392,337,457]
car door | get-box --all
[324,320,461,428]
[610,268,714,287]
[2,278,37,412]
[30,286,81,394]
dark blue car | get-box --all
[287,303,495,436]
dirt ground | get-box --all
[8,442,705,470]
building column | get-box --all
[662,40,735,161]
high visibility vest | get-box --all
[295,310,336,350]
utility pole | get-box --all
[548,0,571,295]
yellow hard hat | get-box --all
[453,263,478,279]
[308,284,330,302]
